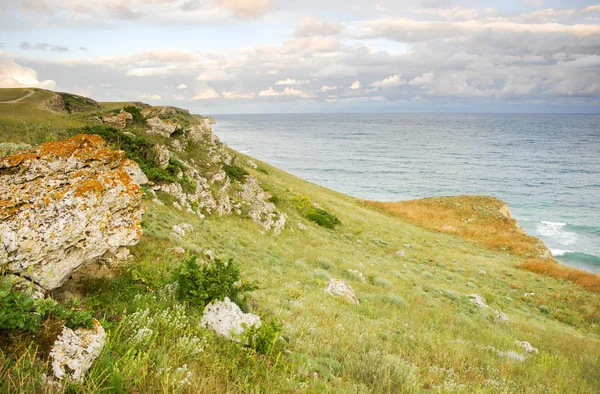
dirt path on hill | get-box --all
[0,89,34,103]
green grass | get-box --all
[0,88,29,102]
[1,90,600,393]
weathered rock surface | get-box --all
[325,279,359,304]
[102,109,133,129]
[238,176,286,235]
[146,116,178,137]
[0,135,145,290]
[201,297,261,341]
[153,143,170,169]
[49,319,106,383]
[468,294,488,308]
[494,310,509,323]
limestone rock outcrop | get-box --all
[49,319,106,383]
[146,116,178,137]
[0,134,145,290]
[238,176,286,235]
[102,109,133,129]
[201,297,261,341]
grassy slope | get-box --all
[1,89,599,393]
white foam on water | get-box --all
[536,221,578,246]
[550,249,573,257]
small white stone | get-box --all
[494,310,509,323]
[515,340,538,354]
[468,294,488,308]
[395,250,407,258]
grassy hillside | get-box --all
[1,89,599,393]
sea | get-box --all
[211,114,600,274]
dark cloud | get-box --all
[20,42,69,52]
[79,46,89,51]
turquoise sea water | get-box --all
[212,114,600,274]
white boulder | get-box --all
[325,279,359,305]
[201,297,261,341]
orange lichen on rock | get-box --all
[0,134,146,290]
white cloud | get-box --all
[138,94,161,100]
[375,3,387,12]
[0,57,56,89]
[258,87,306,97]
[409,71,435,86]
[216,0,276,20]
[172,94,185,100]
[177,83,187,89]
[274,78,310,85]
[283,36,340,52]
[320,85,337,92]
[196,68,235,81]
[193,87,220,100]
[126,66,175,76]
[222,91,255,99]
[371,74,406,88]
[349,81,361,89]
[581,5,600,14]
[293,17,343,37]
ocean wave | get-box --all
[555,251,600,266]
[536,221,578,245]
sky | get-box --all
[1,0,599,114]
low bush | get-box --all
[0,282,93,333]
[243,318,284,355]
[123,105,145,124]
[223,164,249,183]
[295,196,341,229]
[173,255,258,307]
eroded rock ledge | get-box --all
[0,134,145,291]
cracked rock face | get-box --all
[146,116,178,137]
[49,319,106,383]
[201,297,261,341]
[0,134,145,290]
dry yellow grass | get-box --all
[365,196,600,292]
[520,258,600,292]
[365,195,548,258]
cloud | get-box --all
[20,42,69,52]
[293,17,343,37]
[258,87,306,97]
[283,36,340,52]
[349,81,361,89]
[360,17,600,42]
[105,1,144,20]
[274,78,310,85]
[409,71,435,86]
[172,94,185,100]
[79,46,88,51]
[193,87,220,100]
[375,3,387,12]
[371,74,406,88]
[178,84,188,89]
[320,85,337,92]
[126,66,175,76]
[196,68,235,81]
[581,5,600,14]
[0,57,56,89]
[216,0,276,20]
[138,94,161,100]
[266,70,279,75]
[222,91,255,99]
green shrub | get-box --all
[306,209,341,229]
[123,105,145,123]
[268,194,280,204]
[294,196,341,229]
[244,318,283,355]
[539,305,551,314]
[256,167,270,175]
[0,283,92,333]
[223,164,249,183]
[173,255,257,307]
